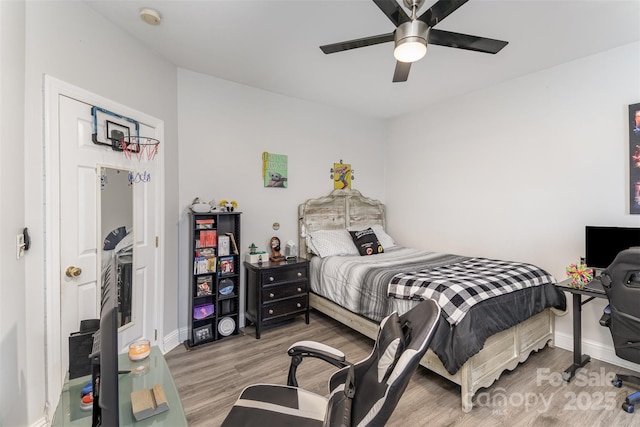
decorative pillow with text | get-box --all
[349,228,384,256]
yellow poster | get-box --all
[333,163,351,189]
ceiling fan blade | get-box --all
[320,32,395,54]
[429,29,508,54]
[373,0,411,27]
[392,61,411,83]
[418,0,469,27]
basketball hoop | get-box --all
[120,136,160,161]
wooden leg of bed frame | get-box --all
[459,364,473,413]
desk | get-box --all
[52,346,187,426]
[556,278,607,382]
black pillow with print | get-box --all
[349,228,384,256]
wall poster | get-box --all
[332,162,352,190]
[262,152,288,188]
[630,103,640,214]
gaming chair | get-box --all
[221,299,440,426]
[600,247,640,413]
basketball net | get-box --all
[120,136,160,162]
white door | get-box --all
[58,95,159,386]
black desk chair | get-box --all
[600,247,640,413]
[221,299,440,427]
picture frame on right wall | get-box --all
[630,103,640,214]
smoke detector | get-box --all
[139,8,161,26]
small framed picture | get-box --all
[193,324,213,344]
[220,256,234,274]
[196,275,213,297]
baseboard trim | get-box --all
[31,416,48,427]
[162,328,182,353]
[555,331,640,372]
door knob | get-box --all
[65,266,82,278]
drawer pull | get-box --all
[297,272,302,277]
[297,287,302,292]
[268,309,274,315]
[269,276,274,282]
[269,293,275,298]
[296,303,301,308]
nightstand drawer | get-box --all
[261,266,308,284]
[262,296,308,320]
[262,282,308,302]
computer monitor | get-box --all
[585,226,640,269]
[91,278,120,426]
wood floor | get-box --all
[165,311,640,426]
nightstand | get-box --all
[244,258,310,338]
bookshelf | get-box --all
[186,211,241,347]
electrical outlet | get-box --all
[16,234,25,259]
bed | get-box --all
[298,189,567,412]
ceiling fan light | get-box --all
[394,40,427,63]
[394,20,429,63]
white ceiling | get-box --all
[84,0,640,119]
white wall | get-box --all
[0,1,27,426]
[177,68,387,337]
[21,1,179,424]
[385,42,640,368]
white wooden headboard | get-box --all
[298,189,385,258]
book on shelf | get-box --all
[194,256,216,274]
[195,218,215,229]
[218,235,230,256]
[226,232,239,255]
[219,256,234,274]
[193,303,214,320]
[196,275,213,297]
[195,247,216,258]
[199,230,217,248]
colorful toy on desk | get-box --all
[80,381,93,411]
[80,393,94,411]
[81,381,92,397]
[565,263,594,289]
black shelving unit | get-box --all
[186,211,241,347]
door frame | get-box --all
[43,75,165,414]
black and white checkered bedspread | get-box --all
[388,257,556,326]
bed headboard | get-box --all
[298,189,385,258]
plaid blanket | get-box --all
[388,257,556,326]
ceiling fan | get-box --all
[320,0,508,83]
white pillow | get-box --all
[347,224,396,250]
[308,229,359,257]
[305,235,319,255]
